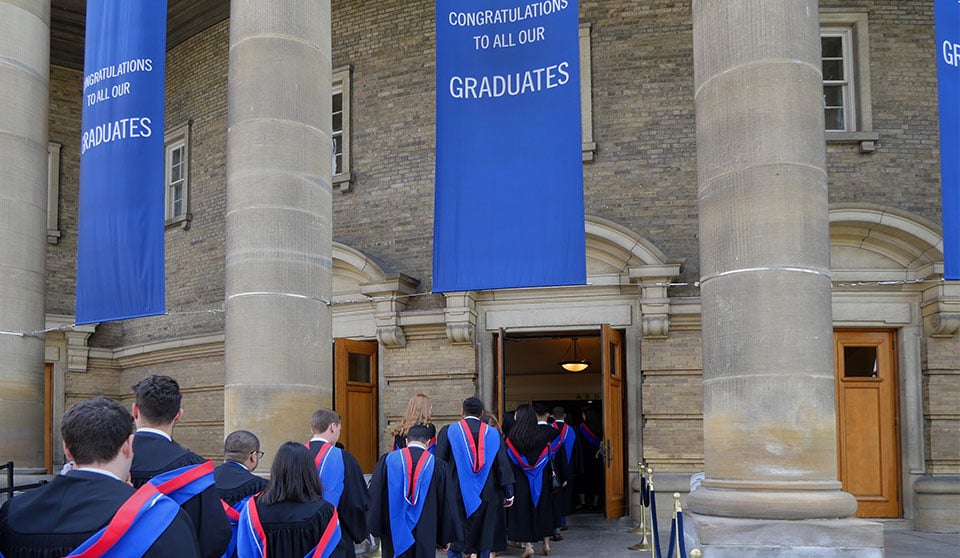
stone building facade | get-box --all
[1,0,957,545]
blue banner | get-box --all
[937,0,960,279]
[76,0,167,324]
[433,0,586,292]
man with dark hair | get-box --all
[130,375,231,558]
[308,408,370,558]
[367,424,462,557]
[215,430,268,506]
[436,397,515,558]
[0,397,200,557]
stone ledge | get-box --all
[685,512,883,554]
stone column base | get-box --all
[915,476,960,533]
[684,511,884,557]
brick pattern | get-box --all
[640,332,703,470]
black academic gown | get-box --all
[215,461,268,506]
[130,431,232,558]
[552,421,582,520]
[506,426,567,542]
[0,470,200,558]
[436,418,515,554]
[307,440,370,558]
[366,447,462,558]
[575,422,605,505]
[253,498,349,558]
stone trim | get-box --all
[44,315,96,373]
[629,264,682,339]
[443,291,477,345]
[922,281,960,338]
[87,333,225,368]
[360,273,420,348]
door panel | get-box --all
[495,328,505,426]
[335,338,378,473]
[601,324,625,519]
[834,330,900,518]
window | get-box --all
[164,122,191,227]
[580,23,596,162]
[332,66,352,192]
[47,142,61,244]
[820,12,878,152]
[821,30,854,132]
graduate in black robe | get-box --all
[0,396,200,558]
[130,375,232,558]
[505,404,569,557]
[575,405,604,513]
[368,424,463,557]
[216,460,268,506]
[215,430,269,506]
[236,442,348,558]
[549,407,581,538]
[0,471,200,558]
[435,397,515,558]
[308,408,371,558]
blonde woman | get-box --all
[391,394,437,453]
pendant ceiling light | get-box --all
[559,337,590,372]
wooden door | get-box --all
[495,328,505,425]
[334,338,378,473]
[834,330,901,518]
[601,324,625,519]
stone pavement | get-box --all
[426,513,960,558]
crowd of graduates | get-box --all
[0,375,606,558]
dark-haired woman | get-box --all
[237,442,348,558]
[504,404,568,557]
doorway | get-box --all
[495,327,627,519]
[334,338,379,473]
[834,329,901,518]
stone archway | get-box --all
[331,242,419,347]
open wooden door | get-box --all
[601,324,625,519]
[834,330,901,517]
[495,328,505,425]
[334,338,378,473]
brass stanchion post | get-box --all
[629,467,656,553]
[628,460,647,534]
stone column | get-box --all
[687,1,881,555]
[0,0,49,468]
[224,0,333,455]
